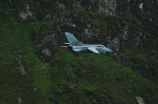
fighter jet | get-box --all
[60,32,113,54]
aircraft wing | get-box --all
[87,47,100,54]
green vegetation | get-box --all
[47,48,158,104]
[120,48,148,62]
[0,1,158,104]
[0,6,50,103]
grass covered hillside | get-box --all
[48,48,158,104]
[0,1,158,104]
[0,4,49,104]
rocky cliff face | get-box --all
[1,0,158,104]
[21,0,158,80]
[81,0,117,16]
[11,0,157,90]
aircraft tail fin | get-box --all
[65,32,81,45]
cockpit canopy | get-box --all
[97,45,105,47]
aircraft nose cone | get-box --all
[108,49,113,52]
[109,50,113,52]
[103,48,113,52]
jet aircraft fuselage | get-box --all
[71,44,112,53]
[60,32,113,54]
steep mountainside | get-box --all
[0,0,158,104]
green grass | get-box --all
[47,48,158,104]
[1,14,157,103]
[120,48,148,62]
[0,7,51,103]
[1,2,158,104]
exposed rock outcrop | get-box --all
[35,33,59,63]
[42,48,52,57]
[18,93,22,104]
[16,0,157,81]
[56,0,75,9]
[81,0,117,16]
[15,56,26,75]
[19,3,34,22]
[40,34,58,45]
[118,56,133,66]
[136,96,145,104]
[59,22,76,28]
[20,10,34,22]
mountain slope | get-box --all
[0,1,158,104]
